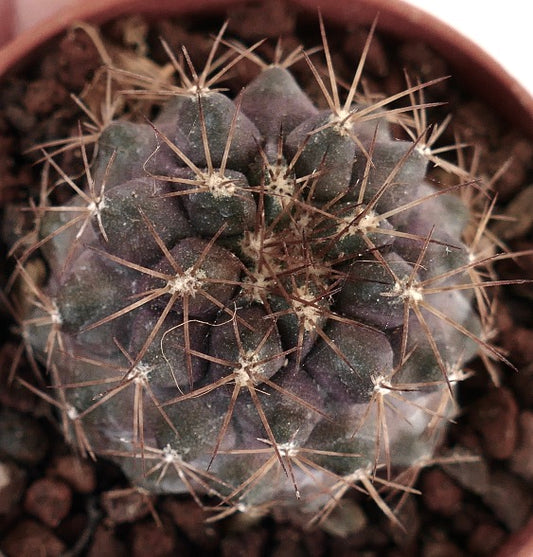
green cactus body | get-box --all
[16,26,499,522]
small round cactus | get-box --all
[11,21,510,524]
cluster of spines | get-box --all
[6,18,524,526]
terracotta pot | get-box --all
[1,0,533,138]
[1,2,532,555]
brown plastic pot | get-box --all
[1,1,532,555]
[1,0,533,139]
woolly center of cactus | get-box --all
[243,271,275,303]
[166,268,205,297]
[50,303,63,325]
[186,85,211,96]
[205,174,236,198]
[268,165,294,197]
[417,144,433,157]
[388,277,424,303]
[328,110,356,135]
[340,207,380,236]
[234,351,272,387]
[126,363,152,384]
[372,374,394,395]
[162,444,184,463]
[241,231,265,261]
[276,440,299,458]
[66,404,80,421]
[87,198,106,215]
[291,288,324,331]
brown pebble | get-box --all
[422,537,465,557]
[162,498,219,549]
[486,134,533,200]
[301,527,328,557]
[0,518,66,556]
[0,407,49,465]
[87,524,128,557]
[390,495,420,551]
[497,305,533,367]
[55,512,88,547]
[227,0,295,39]
[482,470,533,531]
[422,469,463,516]
[57,30,101,90]
[0,343,41,413]
[220,529,267,557]
[47,454,97,494]
[469,387,518,459]
[452,101,499,150]
[502,317,533,367]
[131,518,178,557]
[468,522,506,556]
[511,411,533,481]
[492,184,533,240]
[271,526,305,557]
[343,27,389,77]
[453,427,484,455]
[23,78,68,115]
[511,363,533,408]
[397,41,450,97]
[24,476,72,528]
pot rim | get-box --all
[0,0,532,135]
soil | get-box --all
[1,2,533,556]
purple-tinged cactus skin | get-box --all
[11,21,513,525]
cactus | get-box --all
[11,20,512,524]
